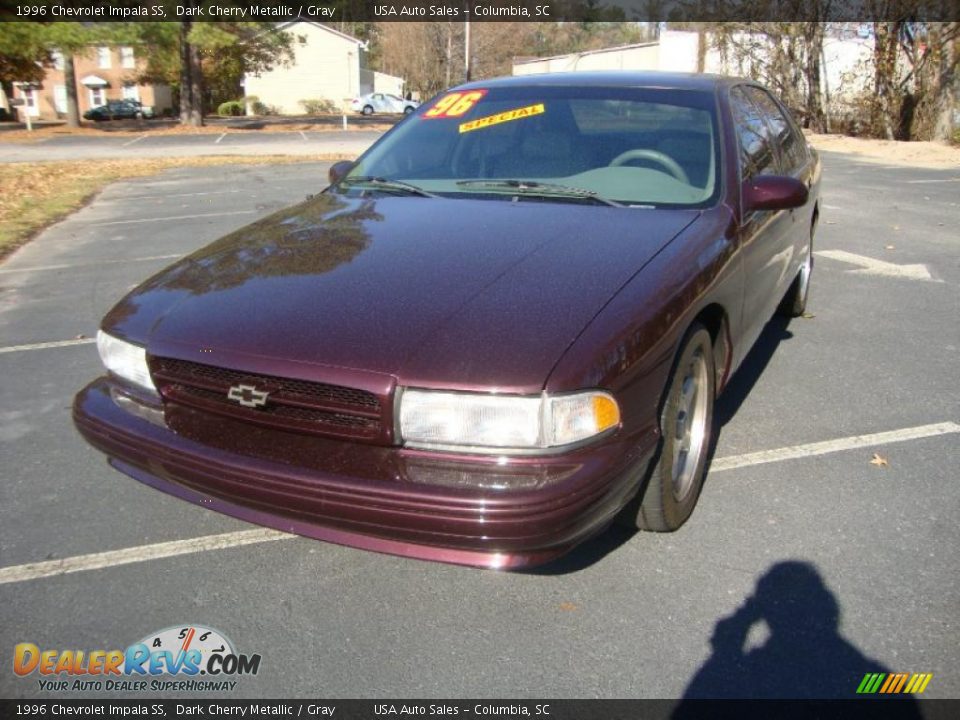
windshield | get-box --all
[342,85,720,207]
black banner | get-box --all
[1,0,958,23]
[2,699,960,720]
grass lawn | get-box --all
[0,155,347,262]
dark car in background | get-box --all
[74,72,820,569]
[84,100,154,121]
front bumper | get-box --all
[74,378,656,569]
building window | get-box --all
[120,47,135,69]
[98,47,111,69]
[90,87,106,107]
[122,83,140,102]
[52,51,65,70]
[54,85,67,113]
[23,88,39,117]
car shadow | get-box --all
[671,560,924,707]
[714,314,794,428]
[525,314,797,575]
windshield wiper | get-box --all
[456,179,623,207]
[340,176,438,198]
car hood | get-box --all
[106,192,698,393]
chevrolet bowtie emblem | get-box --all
[227,384,269,409]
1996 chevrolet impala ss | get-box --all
[74,72,820,569]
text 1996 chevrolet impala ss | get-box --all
[74,72,820,568]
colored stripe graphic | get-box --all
[857,673,886,694]
[880,673,909,693]
[904,673,933,694]
[858,672,932,694]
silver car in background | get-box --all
[350,92,419,115]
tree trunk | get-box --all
[63,54,81,128]
[179,21,193,125]
[803,22,826,133]
[189,42,204,126]
[696,26,706,73]
[445,24,452,89]
[932,22,958,142]
[179,20,204,127]
[873,22,900,140]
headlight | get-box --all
[96,330,156,393]
[399,388,620,452]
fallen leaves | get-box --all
[558,602,579,612]
[870,453,890,468]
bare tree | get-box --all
[701,20,829,131]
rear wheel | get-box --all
[362,105,374,116]
[622,323,715,532]
[779,225,814,317]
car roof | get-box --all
[456,71,743,94]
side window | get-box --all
[746,87,807,173]
[730,87,778,182]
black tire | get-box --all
[362,105,374,116]
[403,105,415,115]
[622,323,715,532]
[778,225,814,318]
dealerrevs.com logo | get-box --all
[14,625,261,693]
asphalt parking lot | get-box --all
[0,153,958,700]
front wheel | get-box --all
[403,106,415,115]
[622,323,715,532]
[362,105,374,116]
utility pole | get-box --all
[464,19,472,82]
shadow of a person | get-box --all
[675,561,923,712]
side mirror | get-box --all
[328,160,355,186]
[742,175,808,213]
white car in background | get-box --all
[350,93,419,115]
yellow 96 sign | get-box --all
[423,90,487,118]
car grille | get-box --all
[149,357,384,442]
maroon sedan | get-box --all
[74,72,820,568]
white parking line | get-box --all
[0,529,291,585]
[108,189,243,202]
[299,130,308,141]
[87,210,256,227]
[0,254,181,275]
[0,338,96,354]
[215,133,227,144]
[0,421,957,584]
[905,178,959,184]
[122,134,147,147]
[710,421,960,472]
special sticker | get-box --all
[423,90,487,118]
[459,103,546,133]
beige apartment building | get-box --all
[243,22,405,115]
[12,45,173,120]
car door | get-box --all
[382,95,400,113]
[743,86,814,292]
[730,85,794,351]
[371,94,388,112]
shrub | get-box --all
[249,101,279,116]
[299,98,337,115]
[217,100,245,117]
